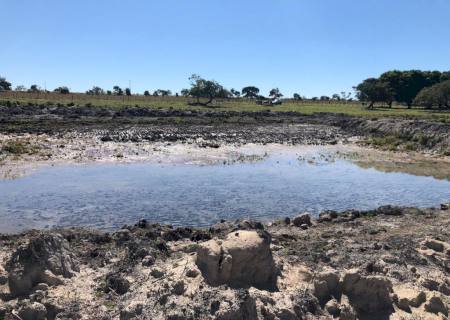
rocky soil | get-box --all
[1,104,449,153]
[1,205,449,319]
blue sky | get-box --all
[2,0,450,97]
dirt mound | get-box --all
[196,230,278,290]
[5,233,79,297]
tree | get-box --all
[414,80,450,109]
[242,86,260,99]
[332,94,341,101]
[154,89,172,96]
[320,96,330,101]
[106,90,112,95]
[188,74,227,106]
[355,78,394,109]
[0,76,12,91]
[28,84,42,93]
[230,88,241,98]
[86,86,104,95]
[144,90,150,96]
[293,93,302,100]
[180,89,190,97]
[125,88,131,96]
[15,85,26,92]
[269,88,283,99]
[54,86,70,94]
[113,86,123,96]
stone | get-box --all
[424,239,445,252]
[141,255,155,267]
[185,268,199,278]
[318,210,338,222]
[394,287,426,311]
[441,203,450,210]
[300,224,309,230]
[421,278,440,291]
[171,280,185,295]
[196,230,277,290]
[150,268,164,278]
[313,270,340,301]
[18,301,47,320]
[342,271,393,314]
[324,299,340,317]
[6,233,78,297]
[120,302,143,320]
[293,214,312,227]
[104,273,130,295]
[424,295,448,316]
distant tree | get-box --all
[320,96,330,101]
[54,86,70,94]
[113,86,123,96]
[293,93,302,100]
[332,94,341,101]
[269,88,283,99]
[414,80,450,109]
[230,88,241,98]
[340,91,352,101]
[188,74,227,106]
[28,84,42,93]
[180,89,190,97]
[154,89,171,96]
[311,97,318,101]
[144,90,150,96]
[125,88,131,96]
[152,90,159,96]
[355,78,394,109]
[106,90,112,95]
[0,76,12,91]
[15,85,26,92]
[86,86,104,95]
[242,86,260,99]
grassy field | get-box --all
[1,91,450,121]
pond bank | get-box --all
[0,205,449,319]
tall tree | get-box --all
[0,76,12,91]
[113,86,123,96]
[54,86,70,94]
[355,78,394,109]
[269,88,283,99]
[188,74,227,106]
[242,86,260,99]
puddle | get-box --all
[0,147,449,233]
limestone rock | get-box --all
[6,233,78,297]
[342,271,393,314]
[293,213,312,227]
[313,269,340,301]
[196,230,277,290]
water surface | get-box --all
[1,150,449,233]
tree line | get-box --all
[355,70,450,109]
[2,71,449,109]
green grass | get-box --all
[0,139,39,155]
[1,92,450,121]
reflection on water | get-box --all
[0,150,449,233]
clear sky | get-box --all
[2,0,450,97]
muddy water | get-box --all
[0,148,449,233]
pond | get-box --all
[1,148,449,233]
